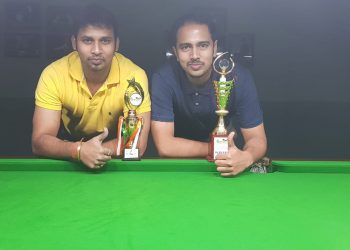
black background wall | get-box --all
[0,0,349,159]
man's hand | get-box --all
[215,132,254,177]
[79,128,113,169]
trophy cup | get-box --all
[208,52,235,161]
[116,78,144,160]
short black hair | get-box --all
[72,4,119,38]
[170,9,218,47]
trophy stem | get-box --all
[128,110,136,117]
[126,110,137,131]
[213,110,228,136]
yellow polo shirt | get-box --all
[35,51,151,139]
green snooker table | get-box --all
[1,159,350,250]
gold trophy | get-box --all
[116,78,144,160]
[208,52,235,161]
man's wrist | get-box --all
[70,139,84,161]
[102,139,117,157]
[242,151,255,168]
[70,142,79,160]
[77,140,83,161]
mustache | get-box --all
[188,59,203,64]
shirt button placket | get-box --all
[194,92,200,109]
[88,96,97,111]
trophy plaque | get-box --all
[208,52,235,161]
[116,78,144,160]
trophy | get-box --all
[208,52,235,161]
[116,78,144,160]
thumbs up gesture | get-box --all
[79,128,113,169]
[215,131,254,177]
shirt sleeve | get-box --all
[35,66,62,111]
[234,68,263,128]
[151,70,175,122]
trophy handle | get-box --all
[116,116,125,156]
[125,117,143,149]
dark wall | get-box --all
[0,0,349,159]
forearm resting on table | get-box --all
[155,137,208,158]
[32,134,76,159]
[242,136,267,163]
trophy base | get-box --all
[122,148,141,161]
[207,134,229,162]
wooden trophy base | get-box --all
[207,134,229,162]
[122,148,140,161]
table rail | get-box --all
[0,158,350,173]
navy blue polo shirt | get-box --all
[151,59,263,142]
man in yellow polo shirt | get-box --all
[32,5,151,169]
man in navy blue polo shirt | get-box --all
[151,11,267,176]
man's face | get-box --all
[173,22,217,85]
[71,25,118,75]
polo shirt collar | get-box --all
[104,54,120,86]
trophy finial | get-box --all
[125,78,144,111]
[213,52,235,82]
